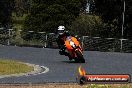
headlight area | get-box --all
[70,41,76,48]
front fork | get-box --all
[66,45,83,59]
[72,48,83,58]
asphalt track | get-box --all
[0,46,132,83]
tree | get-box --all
[23,0,87,34]
[0,0,14,27]
[14,0,28,16]
[70,14,107,37]
[125,0,132,38]
[94,0,132,39]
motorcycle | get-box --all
[64,36,85,63]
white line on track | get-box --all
[40,66,49,74]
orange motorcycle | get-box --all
[64,36,85,63]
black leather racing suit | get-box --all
[56,32,72,60]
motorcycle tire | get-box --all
[75,50,85,63]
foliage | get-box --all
[94,0,132,39]
[14,0,32,16]
[23,0,87,35]
[0,0,14,27]
[70,14,107,37]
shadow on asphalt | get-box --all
[61,61,84,64]
[61,60,76,63]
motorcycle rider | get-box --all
[56,25,72,60]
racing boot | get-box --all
[59,49,65,55]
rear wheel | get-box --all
[75,50,85,63]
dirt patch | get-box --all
[0,83,132,88]
[0,84,84,88]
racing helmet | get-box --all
[58,26,65,35]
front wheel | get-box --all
[75,50,85,63]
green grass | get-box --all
[0,59,33,75]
